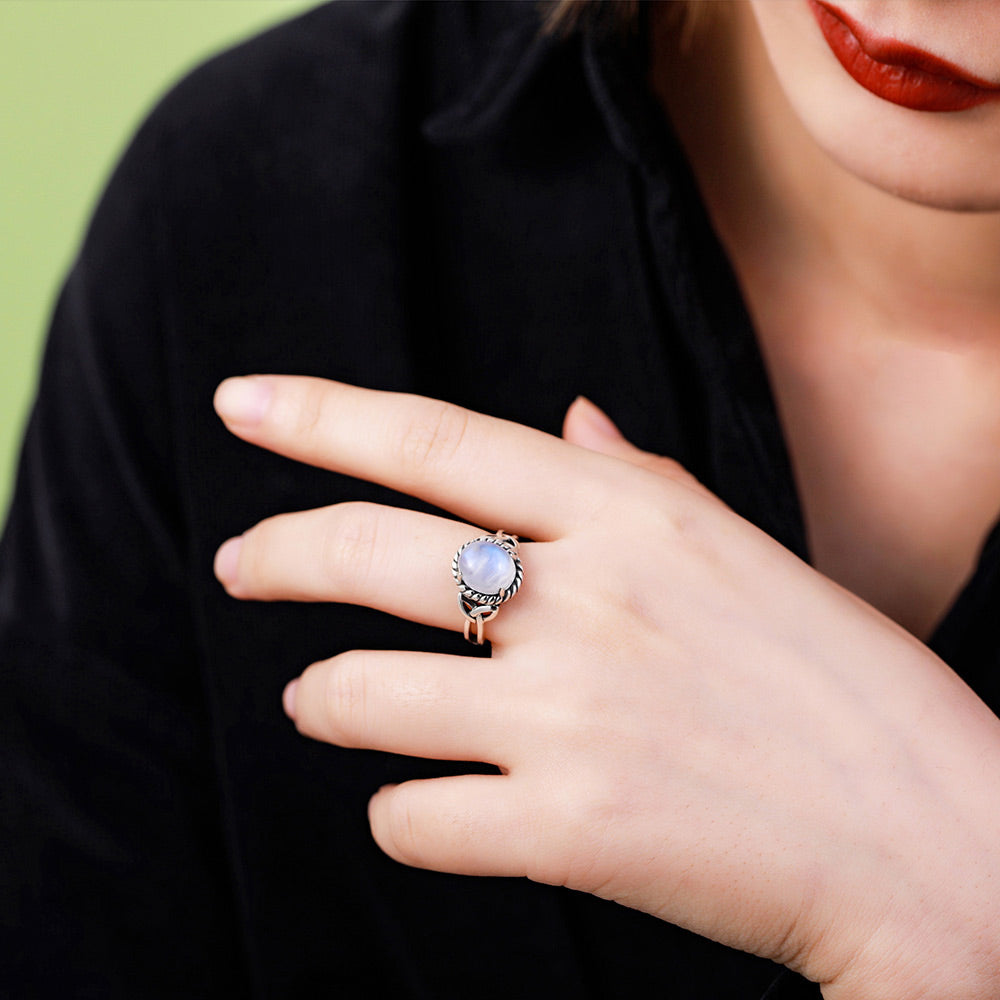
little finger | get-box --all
[368,775,532,878]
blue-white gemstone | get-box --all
[458,540,516,596]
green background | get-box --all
[1,0,320,518]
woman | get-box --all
[3,1,998,997]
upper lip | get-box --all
[815,1,1000,93]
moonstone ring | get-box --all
[452,530,523,645]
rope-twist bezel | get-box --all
[452,532,523,644]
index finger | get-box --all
[213,375,614,538]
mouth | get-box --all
[807,0,1000,112]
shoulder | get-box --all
[141,1,548,156]
[101,0,556,246]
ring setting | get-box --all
[452,530,522,645]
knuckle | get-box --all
[395,398,471,474]
[282,378,329,442]
[381,789,425,867]
[627,478,705,543]
[650,458,717,502]
[529,779,615,888]
[237,521,277,595]
[321,651,375,745]
[322,502,384,593]
[646,454,688,480]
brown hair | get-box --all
[543,0,642,36]
[543,1,701,38]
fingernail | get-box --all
[214,377,272,426]
[368,783,398,816]
[283,679,299,720]
[571,395,623,440]
[214,536,243,584]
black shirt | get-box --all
[2,2,997,997]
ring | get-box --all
[452,530,523,645]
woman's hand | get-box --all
[213,375,1000,1000]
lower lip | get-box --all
[807,0,1000,112]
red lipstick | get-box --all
[808,0,1000,112]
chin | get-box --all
[824,140,1000,213]
[811,104,1000,213]
[890,186,1000,215]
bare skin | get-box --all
[210,3,1000,996]
[213,374,1000,999]
[652,1,1000,641]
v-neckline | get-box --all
[668,134,1000,649]
[665,135,1000,655]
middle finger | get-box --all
[214,375,617,540]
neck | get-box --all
[650,1,1000,346]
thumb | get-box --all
[562,396,712,495]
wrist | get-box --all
[821,923,1000,1000]
[804,671,1000,1000]
[819,788,1000,998]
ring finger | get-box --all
[214,502,541,644]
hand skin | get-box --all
[213,374,1000,999]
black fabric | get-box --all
[2,2,996,997]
